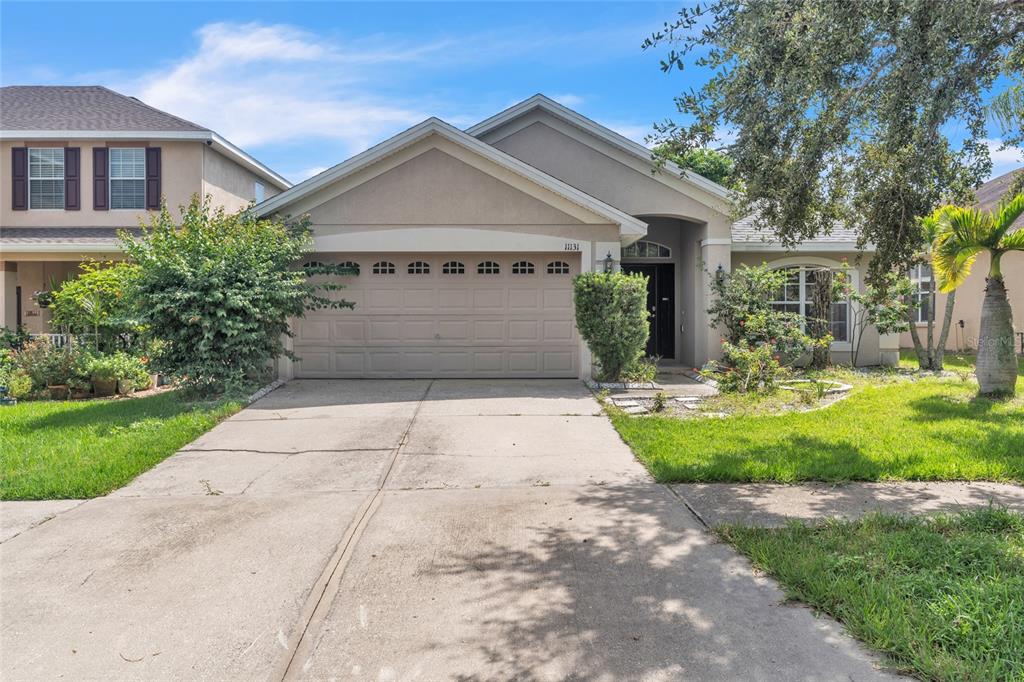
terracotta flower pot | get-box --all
[47,384,70,400]
[92,377,117,397]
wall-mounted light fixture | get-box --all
[604,251,615,273]
[715,263,725,283]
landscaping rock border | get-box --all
[247,379,286,405]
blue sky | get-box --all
[2,1,1020,185]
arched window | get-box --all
[407,261,430,275]
[372,261,396,275]
[546,261,570,275]
[622,240,671,259]
[302,260,326,269]
[338,261,360,275]
[442,261,465,274]
[477,261,500,275]
[769,266,850,342]
[511,260,535,275]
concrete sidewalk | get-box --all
[1,380,899,681]
[673,481,1024,528]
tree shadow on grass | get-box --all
[11,392,229,433]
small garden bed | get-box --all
[720,508,1024,681]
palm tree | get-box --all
[907,208,957,370]
[932,192,1024,395]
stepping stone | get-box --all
[679,402,699,410]
[622,405,648,415]
[673,396,702,403]
[613,399,640,407]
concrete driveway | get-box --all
[1,380,897,680]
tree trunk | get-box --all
[809,269,833,369]
[907,308,929,368]
[934,289,956,370]
[976,277,1017,395]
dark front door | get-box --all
[622,263,675,359]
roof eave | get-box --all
[466,94,733,202]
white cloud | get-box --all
[985,139,1024,180]
[293,165,330,182]
[121,22,440,153]
[606,122,654,146]
[551,93,585,108]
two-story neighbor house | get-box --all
[255,95,902,380]
[0,85,290,333]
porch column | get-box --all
[699,239,732,364]
[1,262,17,329]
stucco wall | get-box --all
[483,114,730,230]
[201,145,281,213]
[900,250,1024,353]
[10,260,81,333]
[0,139,202,227]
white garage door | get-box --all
[293,253,580,378]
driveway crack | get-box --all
[273,379,434,681]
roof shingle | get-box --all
[0,86,208,132]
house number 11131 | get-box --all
[563,242,581,251]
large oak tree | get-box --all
[645,0,1024,283]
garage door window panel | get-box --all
[442,261,465,275]
[477,261,501,275]
[373,261,396,275]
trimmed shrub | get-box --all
[704,340,784,393]
[573,271,649,381]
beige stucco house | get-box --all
[898,169,1024,355]
[0,86,290,333]
[255,95,902,380]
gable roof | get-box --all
[731,209,868,252]
[0,85,290,190]
[977,168,1023,231]
[253,116,647,236]
[466,94,732,202]
[0,85,206,132]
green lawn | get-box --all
[0,392,240,500]
[720,508,1024,681]
[612,361,1024,483]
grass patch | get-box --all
[719,508,1024,681]
[0,392,241,500]
[612,362,1024,482]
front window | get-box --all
[109,148,146,209]
[909,264,934,323]
[769,266,850,343]
[254,181,265,203]
[28,148,64,209]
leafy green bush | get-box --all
[49,261,141,351]
[573,271,649,381]
[708,264,812,365]
[621,356,659,383]
[121,196,353,395]
[1,326,30,351]
[85,352,149,389]
[703,340,784,393]
[9,339,87,390]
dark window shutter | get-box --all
[145,147,161,210]
[11,147,28,210]
[93,147,109,210]
[64,147,80,210]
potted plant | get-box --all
[88,355,119,397]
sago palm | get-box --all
[932,192,1024,395]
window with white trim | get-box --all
[442,261,465,274]
[546,261,570,275]
[254,181,265,203]
[511,260,535,275]
[338,261,360,275]
[622,239,671,259]
[477,261,500,275]
[109,148,146,209]
[408,261,430,275]
[372,261,396,275]
[769,266,850,342]
[909,263,934,323]
[28,148,64,209]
